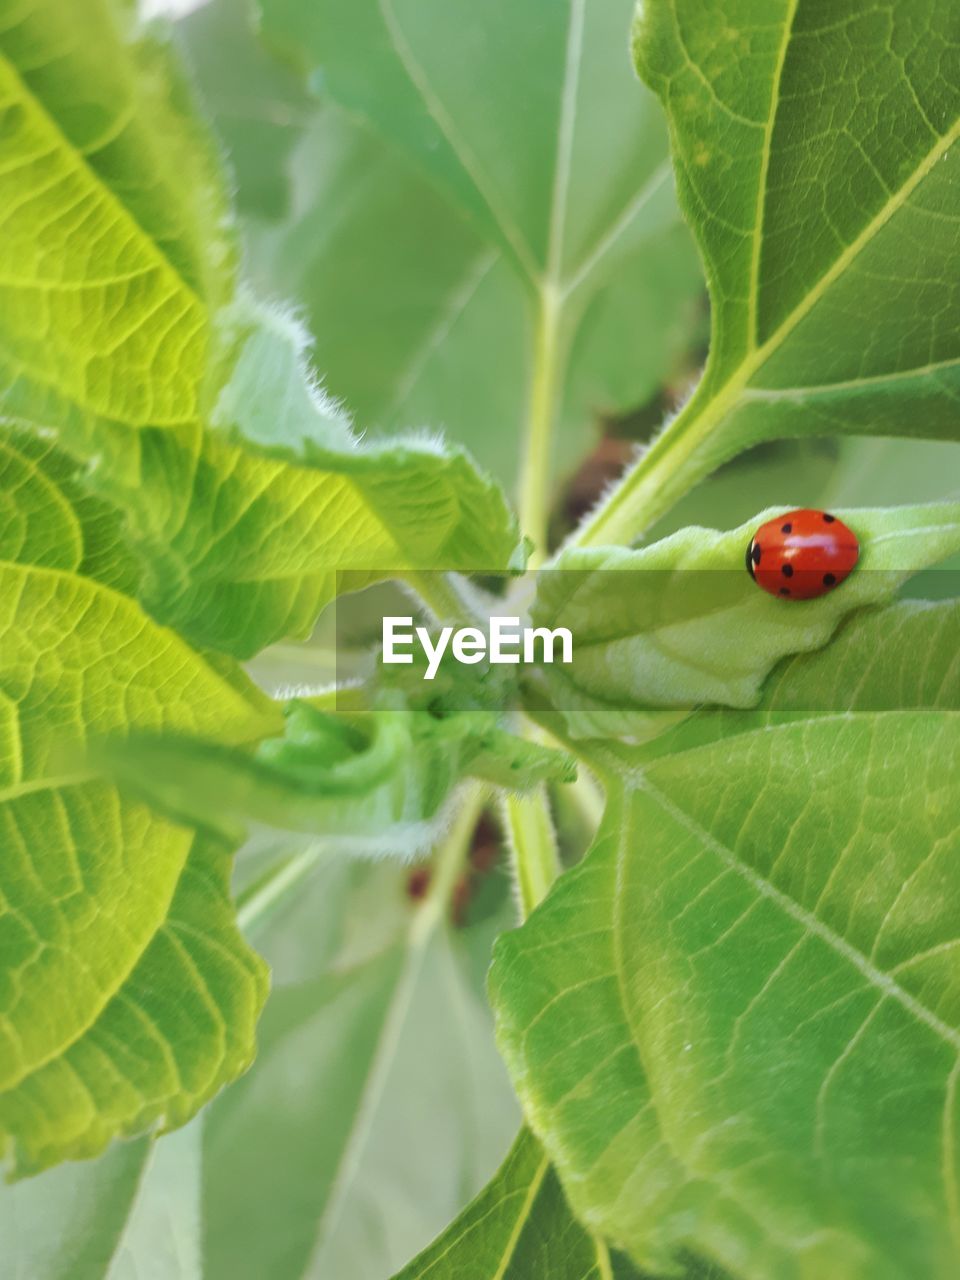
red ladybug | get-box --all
[746,509,859,600]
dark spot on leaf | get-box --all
[782,563,794,578]
[823,572,837,586]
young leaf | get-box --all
[256,0,703,536]
[0,433,277,1174]
[0,0,521,658]
[104,701,575,858]
[580,0,960,545]
[492,599,960,1277]
[533,503,960,733]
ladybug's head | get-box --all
[745,537,758,580]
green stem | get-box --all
[568,320,770,551]
[237,788,483,939]
[410,785,484,944]
[518,286,563,568]
[404,569,474,625]
[501,784,561,920]
[570,388,716,549]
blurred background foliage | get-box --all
[4,0,960,1276]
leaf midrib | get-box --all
[302,924,440,1274]
[544,0,585,289]
[0,772,94,804]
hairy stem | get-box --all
[404,569,476,624]
[237,787,483,939]
[501,784,561,920]
[411,784,484,944]
[568,379,721,549]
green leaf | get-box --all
[533,502,960,735]
[261,0,674,274]
[579,0,960,546]
[0,1137,153,1277]
[235,109,533,489]
[255,0,703,534]
[0,0,521,658]
[0,431,276,1174]
[392,1128,611,1280]
[250,106,703,493]
[104,701,575,856]
[491,599,960,1277]
[0,834,518,1275]
[201,843,519,1280]
[0,1120,204,1279]
[394,1125,732,1279]
[177,0,313,221]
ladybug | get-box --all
[746,508,859,600]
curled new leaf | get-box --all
[105,702,575,858]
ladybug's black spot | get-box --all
[752,543,762,565]
[781,522,792,534]
[823,512,836,523]
[823,572,837,586]
[780,587,791,596]
[782,563,794,578]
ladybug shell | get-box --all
[746,509,859,601]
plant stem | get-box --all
[501,784,561,920]
[568,393,713,549]
[518,287,562,568]
[410,784,484,944]
[404,568,473,624]
[510,284,571,913]
[237,786,482,940]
